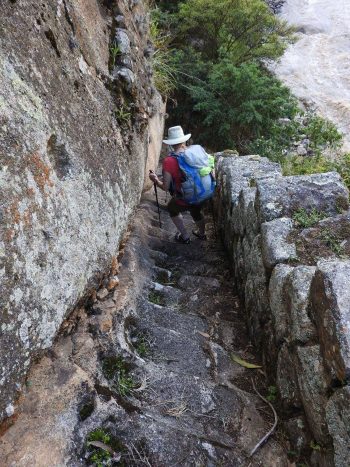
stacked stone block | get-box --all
[216,154,350,466]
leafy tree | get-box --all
[177,0,295,63]
[189,60,298,150]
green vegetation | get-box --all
[293,208,327,229]
[86,428,126,466]
[266,385,277,403]
[134,331,152,357]
[148,290,165,305]
[250,113,343,162]
[281,152,350,192]
[149,1,350,193]
[177,0,295,64]
[110,43,121,68]
[102,356,136,397]
[321,229,345,256]
[86,428,113,466]
[149,7,178,97]
[115,105,131,125]
[189,61,298,150]
[310,440,322,451]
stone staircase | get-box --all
[0,191,288,466]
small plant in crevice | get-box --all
[321,229,345,256]
[85,427,125,467]
[266,385,278,403]
[102,356,136,397]
[148,290,165,306]
[310,440,322,451]
[109,43,121,68]
[133,331,153,358]
[115,104,131,126]
[292,208,327,228]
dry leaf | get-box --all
[198,331,210,338]
[230,354,262,369]
[87,441,115,455]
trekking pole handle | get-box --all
[149,170,159,186]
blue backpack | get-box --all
[172,145,216,205]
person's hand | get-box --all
[149,171,158,183]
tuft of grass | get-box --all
[148,290,165,306]
[321,229,345,256]
[102,356,136,397]
[149,10,178,97]
[115,105,131,125]
[292,208,327,228]
[134,332,152,358]
[110,43,121,68]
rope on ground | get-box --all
[249,378,278,458]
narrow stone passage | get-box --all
[0,191,287,466]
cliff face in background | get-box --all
[274,0,350,151]
[0,0,164,422]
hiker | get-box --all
[149,125,215,244]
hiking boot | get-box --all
[175,232,191,244]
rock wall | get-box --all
[216,154,350,466]
[0,0,164,423]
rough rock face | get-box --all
[216,153,350,466]
[0,0,164,422]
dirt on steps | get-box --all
[0,191,289,466]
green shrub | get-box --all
[178,0,295,64]
[249,113,343,161]
[189,61,298,150]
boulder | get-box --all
[114,28,131,54]
[269,264,294,345]
[256,172,349,224]
[261,217,297,269]
[276,344,302,410]
[284,415,311,456]
[296,346,330,444]
[311,260,350,383]
[326,386,350,467]
[237,187,257,237]
[285,266,317,344]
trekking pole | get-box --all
[150,170,162,228]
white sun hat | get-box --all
[163,126,191,145]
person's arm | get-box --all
[149,170,172,191]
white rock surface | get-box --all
[274,0,350,150]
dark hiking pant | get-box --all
[167,198,205,222]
